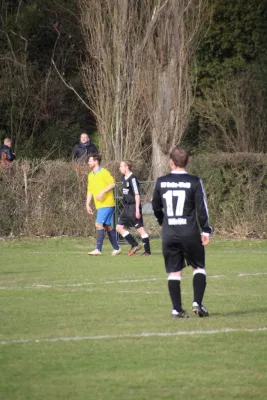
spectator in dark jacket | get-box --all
[0,138,16,165]
[72,133,98,163]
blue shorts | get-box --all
[96,207,115,226]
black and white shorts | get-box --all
[162,235,205,273]
[117,204,144,229]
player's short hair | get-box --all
[122,160,132,170]
[89,153,101,164]
[170,146,189,168]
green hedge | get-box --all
[189,153,267,237]
[0,161,89,237]
[0,154,267,238]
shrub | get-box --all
[189,153,267,237]
[0,153,266,238]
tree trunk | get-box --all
[152,133,167,180]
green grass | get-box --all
[0,236,267,400]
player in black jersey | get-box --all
[152,146,212,318]
[116,160,151,256]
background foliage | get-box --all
[1,0,267,238]
[190,0,267,153]
[1,154,266,238]
[1,0,267,157]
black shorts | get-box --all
[117,204,144,229]
[162,235,205,273]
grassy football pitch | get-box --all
[0,236,267,400]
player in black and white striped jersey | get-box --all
[116,160,151,256]
[152,146,212,318]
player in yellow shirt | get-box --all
[86,154,121,256]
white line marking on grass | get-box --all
[104,278,159,284]
[212,272,267,278]
[0,282,96,290]
[26,251,88,254]
[118,291,165,294]
[224,250,267,254]
[64,282,96,287]
[1,327,267,346]
[32,282,96,289]
[237,272,267,277]
[33,285,52,288]
[0,272,267,291]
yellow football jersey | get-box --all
[87,167,115,209]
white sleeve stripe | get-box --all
[132,178,140,195]
[200,179,209,217]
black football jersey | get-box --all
[152,172,212,237]
[122,173,141,204]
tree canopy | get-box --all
[0,0,267,159]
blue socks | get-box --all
[108,229,119,250]
[96,229,105,251]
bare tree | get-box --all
[79,0,210,176]
[144,0,210,178]
[79,0,148,162]
[194,73,267,153]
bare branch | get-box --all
[78,0,211,173]
[51,59,99,120]
[0,56,25,67]
[15,0,23,24]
